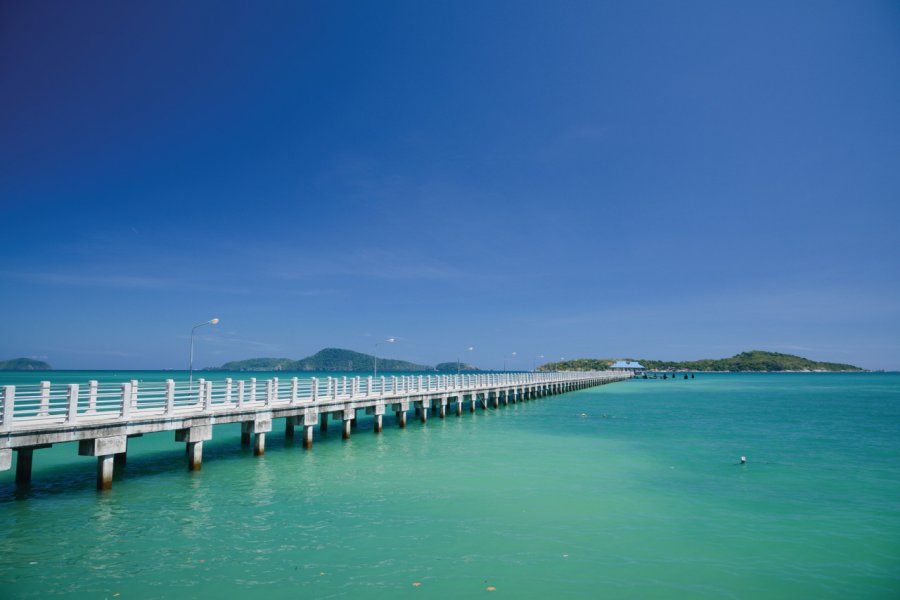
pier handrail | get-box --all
[0,371,628,432]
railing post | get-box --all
[380,376,386,396]
[121,382,132,419]
[1,385,14,432]
[237,380,245,407]
[391,376,397,394]
[165,379,175,415]
[197,379,207,411]
[250,378,257,404]
[292,377,299,403]
[38,381,50,417]
[270,378,278,405]
[130,379,140,411]
[225,378,233,404]
[87,380,98,414]
[66,384,79,424]
[367,376,373,396]
[312,377,319,402]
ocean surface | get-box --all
[1,371,898,599]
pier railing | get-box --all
[0,371,626,432]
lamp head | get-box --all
[386,337,396,343]
[210,318,220,325]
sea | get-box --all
[1,371,898,599]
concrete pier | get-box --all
[0,371,629,492]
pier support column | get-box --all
[456,398,462,416]
[253,433,266,456]
[374,414,383,433]
[15,448,33,486]
[320,413,329,433]
[420,406,428,424]
[241,431,251,446]
[97,455,114,490]
[492,393,499,409]
[397,410,407,428]
[439,403,446,418]
[302,425,314,449]
[187,441,203,471]
[342,418,352,439]
[0,449,11,472]
[469,395,476,413]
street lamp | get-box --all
[189,318,219,389]
[374,337,396,379]
[457,346,474,375]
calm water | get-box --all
[1,372,898,598]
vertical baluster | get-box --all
[292,377,299,403]
[1,385,14,432]
[250,378,257,404]
[38,381,50,417]
[237,380,245,407]
[225,378,233,404]
[121,382,132,419]
[311,377,319,402]
[87,380,98,414]
[66,384,79,424]
[165,379,175,415]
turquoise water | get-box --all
[1,372,898,598]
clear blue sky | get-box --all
[2,1,899,370]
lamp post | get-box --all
[374,337,396,379]
[457,346,474,375]
[189,318,219,389]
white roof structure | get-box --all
[610,360,645,370]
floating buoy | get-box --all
[740,456,746,464]
[487,586,497,591]
[413,582,422,587]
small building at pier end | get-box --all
[610,360,646,373]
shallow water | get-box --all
[1,372,898,598]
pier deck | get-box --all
[1,371,629,490]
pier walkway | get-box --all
[1,371,629,490]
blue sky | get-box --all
[2,1,899,370]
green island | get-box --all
[434,362,480,372]
[211,348,434,372]
[538,351,864,372]
[0,358,52,371]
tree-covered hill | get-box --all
[538,351,863,372]
[0,358,52,371]
[435,362,480,372]
[211,348,430,372]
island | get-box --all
[211,348,431,372]
[538,351,864,372]
[0,358,52,371]
[434,362,480,372]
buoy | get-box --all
[413,582,422,587]
[487,586,497,591]
[740,456,746,464]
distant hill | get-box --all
[212,348,431,372]
[0,358,52,371]
[435,362,480,372]
[539,351,864,372]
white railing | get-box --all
[0,371,628,432]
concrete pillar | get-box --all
[302,425,314,449]
[187,441,203,471]
[414,406,421,417]
[253,433,265,456]
[97,455,114,490]
[374,414,383,433]
[15,448,33,486]
[469,395,476,412]
[456,398,462,416]
[439,404,446,418]
[397,410,407,428]
[492,393,499,409]
[320,413,329,432]
[420,406,428,424]
[342,417,352,440]
[285,418,295,438]
[351,415,358,429]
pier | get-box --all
[0,371,629,491]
